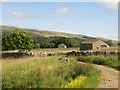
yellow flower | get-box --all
[65,75,87,88]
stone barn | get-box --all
[80,39,109,50]
[58,43,67,49]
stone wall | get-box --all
[2,52,34,59]
[66,51,119,56]
[2,51,119,59]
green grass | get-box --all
[79,69,101,88]
[77,55,119,70]
[2,56,100,88]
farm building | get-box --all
[80,39,109,50]
[58,43,67,49]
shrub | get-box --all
[77,55,118,70]
[74,64,94,76]
[92,56,106,65]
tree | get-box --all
[51,37,75,48]
[34,43,40,49]
[105,40,114,46]
[2,29,33,51]
[40,41,51,48]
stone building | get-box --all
[80,39,109,50]
[58,43,67,49]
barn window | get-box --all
[101,45,107,48]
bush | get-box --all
[92,56,106,65]
[74,64,94,76]
[77,55,118,70]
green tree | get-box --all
[40,41,51,48]
[51,37,75,48]
[105,40,114,46]
[2,29,33,51]
[34,43,40,49]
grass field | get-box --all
[2,46,119,88]
[2,56,100,88]
[31,48,79,54]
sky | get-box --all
[1,1,118,40]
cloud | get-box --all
[56,7,71,14]
[11,11,32,18]
[96,0,118,9]
[0,0,8,3]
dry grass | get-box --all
[92,46,118,52]
[30,48,79,54]
[82,46,118,52]
[1,48,79,54]
[2,56,43,63]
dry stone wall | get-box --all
[2,51,119,59]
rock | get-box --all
[58,58,69,62]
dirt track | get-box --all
[95,65,119,88]
[78,62,119,88]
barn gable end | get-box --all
[58,43,67,49]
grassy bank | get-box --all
[77,55,119,70]
[2,56,100,88]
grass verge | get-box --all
[77,55,119,70]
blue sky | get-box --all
[1,2,118,40]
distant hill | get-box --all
[1,25,118,46]
[1,25,84,38]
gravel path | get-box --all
[78,62,119,88]
[95,65,119,88]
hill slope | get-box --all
[1,25,118,46]
[1,25,85,38]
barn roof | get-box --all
[58,43,66,46]
[81,39,99,44]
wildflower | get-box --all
[65,75,87,88]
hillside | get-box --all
[1,25,118,47]
[1,25,85,38]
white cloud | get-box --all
[0,0,8,3]
[56,7,71,14]
[96,0,118,9]
[11,11,32,18]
